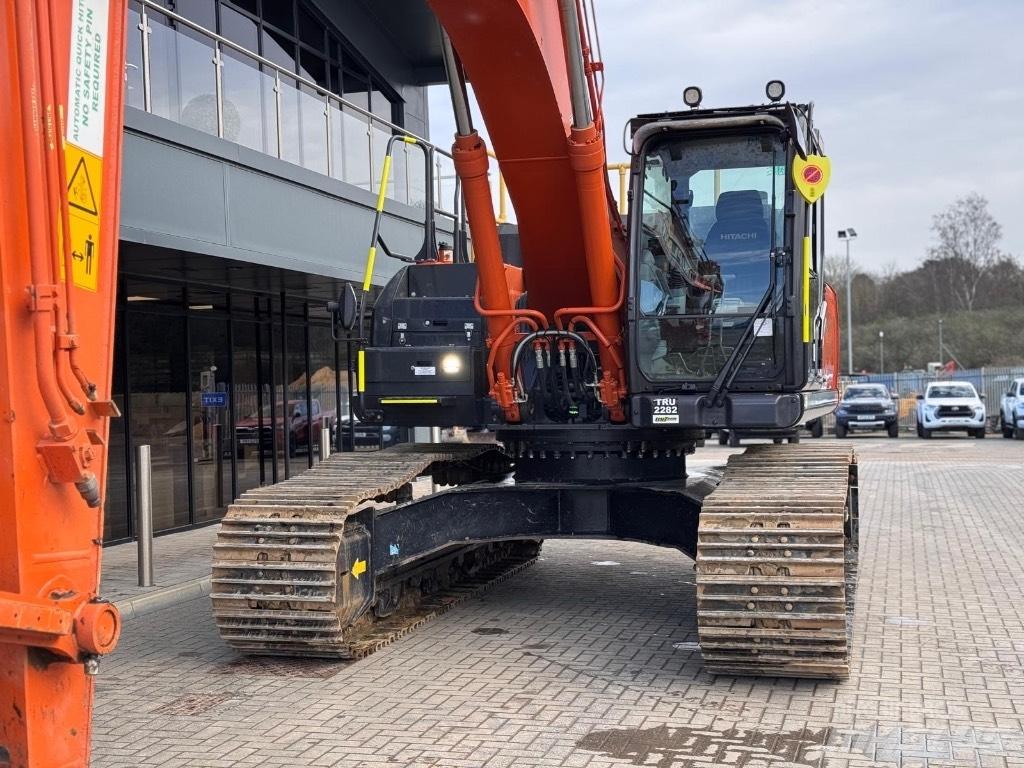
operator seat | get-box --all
[704,190,770,252]
[702,190,771,306]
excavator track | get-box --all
[696,444,858,679]
[211,443,538,659]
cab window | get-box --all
[635,133,785,382]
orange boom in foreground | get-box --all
[0,1,127,765]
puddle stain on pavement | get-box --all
[575,724,830,767]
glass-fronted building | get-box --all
[105,0,452,542]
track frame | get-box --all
[213,442,856,679]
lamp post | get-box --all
[879,330,885,375]
[837,228,858,372]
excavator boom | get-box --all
[429,0,629,421]
[0,1,128,765]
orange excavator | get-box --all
[2,1,855,766]
[213,0,856,680]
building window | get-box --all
[135,0,407,190]
[162,0,404,126]
[105,273,359,543]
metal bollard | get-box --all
[135,444,155,587]
[320,426,331,461]
[214,423,224,507]
[430,426,441,493]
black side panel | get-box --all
[407,263,478,298]
[371,483,704,570]
[362,262,492,428]
[363,345,490,427]
[631,392,804,430]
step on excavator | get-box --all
[0,0,856,765]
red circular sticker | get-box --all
[802,165,823,184]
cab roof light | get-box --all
[766,79,786,102]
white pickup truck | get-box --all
[915,381,987,439]
[1000,377,1024,439]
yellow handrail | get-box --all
[608,163,629,215]
[497,172,509,224]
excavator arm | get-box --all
[428,0,629,420]
[0,1,128,765]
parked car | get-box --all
[235,398,336,457]
[1000,377,1024,439]
[337,417,408,451]
[714,429,802,447]
[834,383,899,438]
[915,381,986,439]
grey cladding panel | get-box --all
[121,133,228,245]
[121,126,456,286]
[225,166,429,283]
[226,166,345,265]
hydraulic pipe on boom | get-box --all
[558,0,627,418]
[442,31,521,420]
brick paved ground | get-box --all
[92,437,1024,767]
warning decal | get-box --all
[67,156,99,216]
[792,154,832,204]
[802,165,823,184]
[67,0,110,157]
[64,147,103,291]
[64,0,111,292]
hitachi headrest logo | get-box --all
[721,232,758,240]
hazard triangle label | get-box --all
[68,156,99,216]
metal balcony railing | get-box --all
[125,1,630,233]
[126,0,462,220]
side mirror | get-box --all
[916,394,924,401]
[980,394,986,401]
[329,284,359,332]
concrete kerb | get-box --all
[114,576,212,621]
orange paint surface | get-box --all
[0,1,127,765]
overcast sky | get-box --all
[427,0,1023,273]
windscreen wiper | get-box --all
[705,249,783,408]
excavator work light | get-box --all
[766,79,786,102]
[440,352,463,375]
[683,86,703,109]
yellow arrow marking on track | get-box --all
[351,559,367,579]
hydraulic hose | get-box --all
[44,0,96,401]
[14,0,76,440]
[510,330,599,411]
[34,0,86,415]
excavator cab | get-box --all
[626,99,839,435]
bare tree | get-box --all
[926,193,1003,312]
[823,256,853,294]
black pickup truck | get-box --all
[834,383,900,438]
